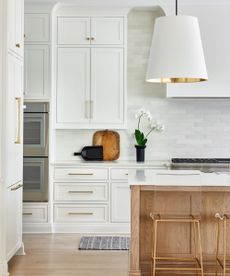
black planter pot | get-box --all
[135,145,146,162]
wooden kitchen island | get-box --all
[128,169,230,276]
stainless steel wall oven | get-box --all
[23,103,49,202]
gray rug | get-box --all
[79,236,130,250]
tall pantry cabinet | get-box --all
[54,10,127,129]
[0,0,24,275]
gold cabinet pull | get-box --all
[15,43,21,48]
[68,190,93,194]
[125,173,128,176]
[91,37,95,41]
[15,97,21,144]
[86,37,90,40]
[68,212,93,215]
[11,184,23,191]
[68,173,94,176]
[90,100,93,119]
[85,100,90,119]
[23,212,33,216]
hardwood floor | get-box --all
[9,234,129,276]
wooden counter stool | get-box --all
[150,213,204,276]
[215,213,230,276]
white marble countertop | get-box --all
[51,159,170,168]
[128,169,230,187]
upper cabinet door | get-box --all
[24,45,50,100]
[57,17,90,45]
[91,17,124,45]
[56,48,90,128]
[90,48,124,126]
[167,6,230,98]
[25,14,50,42]
[8,0,24,58]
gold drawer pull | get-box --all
[91,37,95,40]
[68,173,94,176]
[125,173,128,176]
[86,37,90,40]
[15,97,22,144]
[23,212,33,216]
[68,190,93,194]
[15,43,21,48]
[68,212,93,216]
[11,184,23,191]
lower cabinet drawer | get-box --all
[54,204,108,223]
[54,182,108,202]
[54,167,108,180]
[110,169,129,180]
[23,204,48,223]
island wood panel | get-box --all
[129,185,230,276]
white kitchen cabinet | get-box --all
[25,13,50,42]
[57,17,90,45]
[0,0,24,273]
[23,203,48,223]
[6,181,23,261]
[111,182,130,223]
[90,17,124,45]
[8,0,24,58]
[56,48,124,128]
[167,5,230,97]
[5,54,23,185]
[24,45,50,100]
[57,16,124,45]
[91,48,124,125]
[56,47,90,126]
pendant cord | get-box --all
[175,0,178,15]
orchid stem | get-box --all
[138,114,144,130]
[145,127,155,138]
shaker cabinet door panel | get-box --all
[24,45,50,100]
[8,0,24,57]
[111,183,130,223]
[57,17,90,45]
[91,17,124,45]
[90,48,124,125]
[56,48,90,127]
[6,184,23,261]
[25,13,50,42]
[5,54,23,186]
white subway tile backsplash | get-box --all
[55,9,230,161]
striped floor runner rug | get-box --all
[79,236,130,250]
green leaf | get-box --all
[142,138,148,146]
[135,129,142,144]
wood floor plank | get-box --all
[8,234,129,276]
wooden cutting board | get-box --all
[92,130,120,161]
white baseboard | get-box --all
[23,222,130,234]
[23,223,52,233]
[0,262,9,276]
[52,223,130,234]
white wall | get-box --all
[55,9,230,161]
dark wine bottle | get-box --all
[74,146,103,161]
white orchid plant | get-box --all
[135,108,164,147]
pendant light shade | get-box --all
[146,15,208,83]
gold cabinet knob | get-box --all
[15,43,20,48]
[91,37,95,41]
[86,37,90,40]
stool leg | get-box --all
[193,220,198,259]
[223,220,227,276]
[197,221,204,276]
[152,220,158,276]
[151,218,154,276]
[215,219,220,276]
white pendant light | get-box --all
[146,0,208,83]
